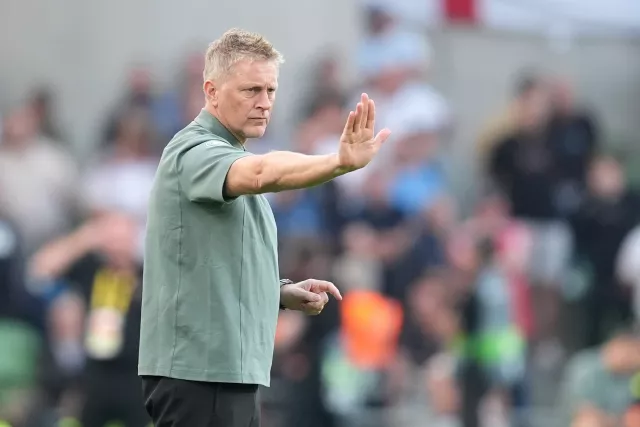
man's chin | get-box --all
[244,125,267,139]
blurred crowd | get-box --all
[1,4,640,427]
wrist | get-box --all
[279,279,294,310]
[331,153,355,177]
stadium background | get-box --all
[1,0,640,426]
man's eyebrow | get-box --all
[242,83,278,90]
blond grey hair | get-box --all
[203,28,284,81]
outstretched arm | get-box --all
[224,93,391,197]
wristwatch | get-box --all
[279,279,294,310]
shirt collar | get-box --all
[194,109,243,149]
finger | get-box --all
[302,301,325,316]
[299,290,322,303]
[304,291,322,304]
[303,300,325,311]
[320,292,329,304]
[343,111,355,136]
[365,99,375,130]
[374,128,392,145]
[312,281,342,301]
[313,292,329,307]
[360,94,369,130]
[352,102,363,133]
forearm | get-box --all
[29,231,91,281]
[257,151,351,193]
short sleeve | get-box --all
[180,140,253,204]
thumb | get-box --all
[374,128,391,145]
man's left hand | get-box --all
[280,279,342,315]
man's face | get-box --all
[2,105,38,146]
[95,212,138,265]
[588,158,625,199]
[605,338,640,373]
[552,80,574,112]
[207,59,278,141]
[519,86,550,130]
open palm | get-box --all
[338,93,391,171]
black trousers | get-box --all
[141,376,260,427]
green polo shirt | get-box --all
[138,109,280,386]
[561,349,635,422]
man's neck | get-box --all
[204,104,246,145]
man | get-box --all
[572,155,639,347]
[138,28,391,427]
[561,330,640,427]
[547,78,599,216]
[31,212,149,427]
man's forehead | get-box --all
[231,59,279,83]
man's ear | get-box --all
[204,80,218,107]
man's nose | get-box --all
[255,91,272,111]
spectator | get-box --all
[272,107,347,255]
[347,171,410,298]
[383,197,449,303]
[547,77,599,217]
[472,237,529,426]
[83,106,159,260]
[177,52,209,135]
[102,65,156,144]
[300,93,346,156]
[395,269,461,427]
[299,54,345,124]
[488,77,555,222]
[302,95,365,216]
[28,87,66,145]
[353,170,405,231]
[272,190,326,239]
[0,103,81,255]
[144,51,209,147]
[332,222,384,294]
[571,154,639,347]
[356,5,450,178]
[466,191,535,340]
[476,72,546,175]
[488,76,573,368]
[400,269,457,371]
[30,212,149,427]
[276,250,341,427]
[385,108,449,217]
[561,330,640,426]
[321,290,403,427]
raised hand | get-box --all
[338,93,391,171]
